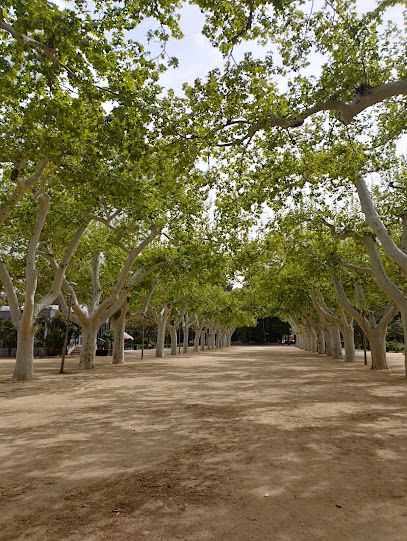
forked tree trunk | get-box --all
[310,292,350,363]
[13,326,36,381]
[79,325,98,369]
[332,275,398,369]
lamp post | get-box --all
[60,282,77,374]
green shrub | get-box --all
[386,341,404,353]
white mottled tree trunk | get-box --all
[332,275,398,369]
[207,318,215,350]
[361,234,407,376]
[13,326,36,381]
[2,189,87,380]
[200,331,206,351]
[78,325,98,369]
[368,326,388,370]
[156,320,166,358]
[167,306,187,356]
[181,312,196,354]
[342,325,355,362]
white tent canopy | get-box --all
[123,332,133,341]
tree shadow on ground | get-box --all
[1,346,407,541]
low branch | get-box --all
[0,14,57,59]
[244,80,407,140]
[337,258,373,275]
[0,159,49,229]
[355,176,407,272]
[321,218,355,240]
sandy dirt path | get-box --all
[1,345,407,541]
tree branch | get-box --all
[0,159,49,229]
[0,15,57,59]
[337,258,373,275]
[241,80,407,140]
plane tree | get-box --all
[0,172,103,380]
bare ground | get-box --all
[1,345,407,541]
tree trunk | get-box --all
[194,330,200,352]
[303,331,311,351]
[330,327,343,359]
[156,321,166,358]
[215,324,221,349]
[324,329,333,356]
[342,325,355,363]
[169,327,177,355]
[112,316,126,364]
[13,326,36,381]
[310,330,318,353]
[79,325,98,369]
[367,327,388,370]
[200,331,206,351]
[183,325,189,354]
[208,333,215,350]
[316,329,325,354]
[206,334,212,350]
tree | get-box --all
[53,226,164,369]
[0,186,94,379]
[42,311,81,356]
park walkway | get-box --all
[1,345,407,541]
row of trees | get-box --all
[0,0,260,379]
[2,0,407,378]
[241,180,407,373]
